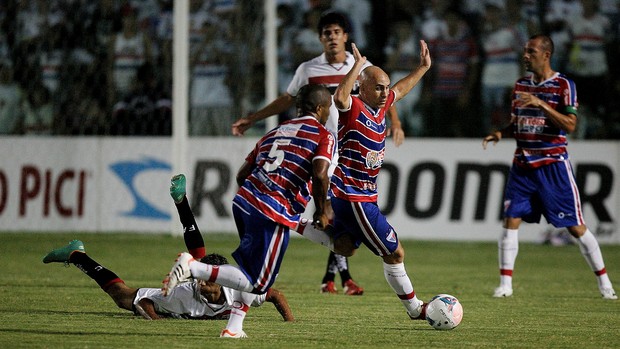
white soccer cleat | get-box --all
[493,285,513,298]
[600,287,617,300]
[162,252,194,296]
[220,329,248,338]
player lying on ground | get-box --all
[42,174,294,321]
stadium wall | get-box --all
[0,137,618,244]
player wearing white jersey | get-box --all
[232,12,404,296]
[42,175,294,321]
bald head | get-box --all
[360,66,388,85]
[358,66,391,109]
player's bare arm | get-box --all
[514,91,577,133]
[386,106,404,147]
[391,40,431,103]
[265,288,295,322]
[311,158,331,230]
[136,298,162,320]
[333,43,366,110]
[232,94,296,136]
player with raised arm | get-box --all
[299,41,432,320]
[483,34,617,300]
[162,84,335,338]
[42,175,294,320]
[232,12,398,296]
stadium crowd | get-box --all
[0,0,618,138]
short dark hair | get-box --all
[530,34,554,55]
[296,84,331,115]
[317,11,350,35]
[200,253,228,265]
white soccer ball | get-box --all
[425,294,463,330]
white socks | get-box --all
[383,262,421,317]
[293,218,334,251]
[577,229,612,289]
[189,261,254,293]
[498,228,519,289]
[224,290,256,333]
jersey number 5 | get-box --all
[263,139,291,172]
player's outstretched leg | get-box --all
[170,174,186,204]
[42,240,85,264]
[162,252,195,296]
[43,240,134,310]
[171,174,206,259]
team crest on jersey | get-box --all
[386,229,396,243]
[365,149,384,169]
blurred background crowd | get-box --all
[0,0,619,138]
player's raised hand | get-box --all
[351,43,367,66]
[418,40,431,69]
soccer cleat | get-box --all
[162,252,194,296]
[170,174,186,204]
[220,329,248,338]
[343,279,364,295]
[408,300,428,320]
[320,281,338,294]
[493,285,513,298]
[600,287,618,300]
[42,240,85,264]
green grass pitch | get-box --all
[1,232,618,348]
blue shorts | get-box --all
[232,201,289,294]
[503,160,585,228]
[330,197,398,256]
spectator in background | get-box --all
[419,0,451,41]
[506,0,540,42]
[424,8,479,137]
[108,4,153,106]
[111,61,171,135]
[565,0,612,138]
[544,0,582,71]
[331,0,371,50]
[0,60,24,134]
[20,82,54,135]
[384,20,423,136]
[57,64,107,135]
[79,0,122,57]
[276,3,299,94]
[480,2,524,134]
[188,10,233,136]
[292,8,326,67]
[37,23,67,98]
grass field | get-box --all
[1,232,619,348]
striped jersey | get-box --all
[234,116,334,228]
[511,72,578,169]
[331,91,396,202]
[287,52,373,133]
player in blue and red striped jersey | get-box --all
[232,12,402,296]
[162,84,335,338]
[319,41,431,320]
[483,34,617,300]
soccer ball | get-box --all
[425,294,463,330]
